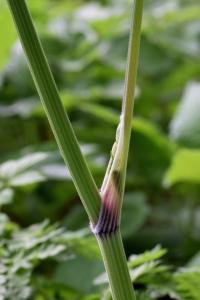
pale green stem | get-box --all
[96,1,143,300]
[97,230,136,300]
[6,0,101,224]
[122,0,143,162]
[101,0,143,211]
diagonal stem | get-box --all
[6,0,101,224]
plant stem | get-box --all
[95,1,143,299]
[97,230,136,300]
[6,0,100,224]
[6,1,143,300]
[122,0,144,159]
[101,0,143,213]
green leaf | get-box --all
[0,146,99,188]
[0,4,16,69]
[164,148,200,186]
[95,245,167,286]
[62,228,100,259]
[0,188,13,206]
[0,217,99,300]
[128,245,167,269]
[170,82,200,147]
[175,268,200,300]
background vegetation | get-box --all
[1,0,200,299]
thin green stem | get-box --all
[97,230,136,300]
[6,0,101,224]
[95,1,143,300]
[122,0,143,161]
[101,0,143,212]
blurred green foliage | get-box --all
[1,0,200,299]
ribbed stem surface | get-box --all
[97,231,136,300]
[7,0,101,223]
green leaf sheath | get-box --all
[101,0,143,211]
[6,0,101,224]
[95,1,143,299]
[97,230,136,300]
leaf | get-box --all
[62,228,100,259]
[0,152,50,178]
[175,268,200,300]
[10,171,46,186]
[0,213,17,237]
[0,217,99,300]
[128,245,167,268]
[0,145,99,188]
[145,3,200,58]
[130,262,169,283]
[164,148,200,186]
[95,246,167,286]
[0,4,17,69]
[0,188,14,206]
[170,82,200,147]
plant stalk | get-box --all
[96,1,143,300]
[6,0,101,224]
[97,230,136,300]
[101,0,143,215]
[122,0,144,158]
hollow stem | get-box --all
[95,1,143,299]
[96,230,136,300]
[122,0,144,158]
[101,0,144,214]
[6,0,101,224]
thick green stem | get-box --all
[6,0,100,224]
[96,230,136,300]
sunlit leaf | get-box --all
[164,149,200,186]
[175,268,200,300]
[170,82,200,147]
[0,4,17,69]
